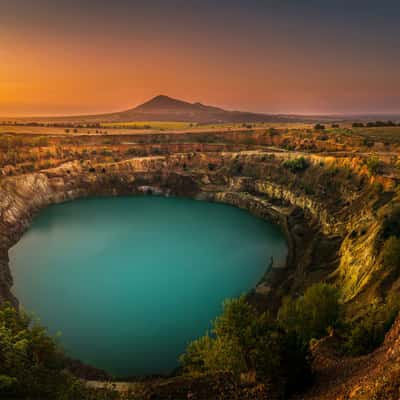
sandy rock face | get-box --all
[0,146,399,399]
[0,150,398,315]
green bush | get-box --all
[180,296,311,394]
[381,236,400,271]
[365,156,381,175]
[0,304,118,399]
[181,297,277,378]
[282,157,309,173]
[278,283,341,345]
[33,136,49,147]
[343,295,400,356]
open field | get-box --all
[101,121,193,130]
[352,126,400,144]
[0,121,312,136]
[2,123,400,148]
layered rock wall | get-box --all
[0,150,398,311]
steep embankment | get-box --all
[294,313,400,400]
[1,143,400,398]
[1,148,398,313]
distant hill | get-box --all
[87,95,296,123]
[53,95,308,124]
[9,95,398,124]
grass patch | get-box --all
[101,121,193,130]
[354,126,400,144]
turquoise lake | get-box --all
[9,196,287,377]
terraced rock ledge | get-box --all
[1,144,399,312]
[1,129,399,398]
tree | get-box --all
[0,304,65,397]
[181,297,275,378]
[314,123,325,130]
[278,283,341,344]
[180,296,311,394]
[0,304,118,399]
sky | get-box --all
[1,0,400,116]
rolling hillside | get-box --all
[87,95,297,123]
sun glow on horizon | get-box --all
[1,0,399,117]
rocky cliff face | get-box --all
[1,149,398,312]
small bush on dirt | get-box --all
[282,157,309,173]
[365,156,381,175]
[343,295,400,356]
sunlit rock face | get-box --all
[0,146,398,316]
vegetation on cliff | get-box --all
[181,295,311,396]
[282,156,309,173]
[181,284,399,397]
[0,304,119,399]
[179,292,296,394]
[343,294,400,356]
[278,284,341,345]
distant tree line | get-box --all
[313,121,400,130]
[352,121,400,128]
[0,121,101,129]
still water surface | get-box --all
[10,196,286,376]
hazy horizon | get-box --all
[1,0,400,117]
[2,94,400,120]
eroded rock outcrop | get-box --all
[1,149,398,312]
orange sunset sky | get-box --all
[1,0,400,117]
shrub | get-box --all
[101,149,112,157]
[231,162,243,175]
[181,297,275,378]
[0,304,119,399]
[180,296,311,394]
[30,136,49,147]
[268,128,278,136]
[278,283,341,345]
[282,157,309,173]
[365,156,381,175]
[23,163,35,173]
[343,295,400,356]
[0,136,24,151]
[0,303,68,397]
[314,123,325,130]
